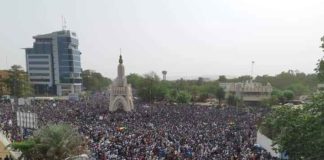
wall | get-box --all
[256,130,289,159]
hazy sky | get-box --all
[0,0,324,79]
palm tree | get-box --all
[8,123,88,160]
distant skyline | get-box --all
[0,0,324,79]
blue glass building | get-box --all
[25,30,82,96]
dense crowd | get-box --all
[0,94,276,160]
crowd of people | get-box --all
[0,93,276,160]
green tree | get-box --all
[81,70,112,91]
[137,72,162,102]
[283,90,294,101]
[218,75,227,82]
[9,123,87,160]
[315,60,324,82]
[214,87,225,105]
[175,90,191,104]
[316,36,324,82]
[271,89,286,104]
[227,94,240,106]
[154,81,171,101]
[254,72,317,95]
[227,75,252,83]
[287,83,309,96]
[165,89,177,103]
[261,94,280,107]
[5,65,33,97]
[189,85,199,104]
[260,92,324,159]
[126,73,144,89]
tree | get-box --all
[154,81,171,101]
[315,59,324,82]
[189,85,199,104]
[165,89,177,103]
[126,73,144,89]
[315,36,324,82]
[81,70,112,91]
[260,92,324,159]
[287,83,309,96]
[214,87,225,105]
[283,90,294,101]
[227,94,240,106]
[227,75,252,83]
[254,72,318,95]
[9,123,87,160]
[271,89,287,104]
[218,75,227,82]
[5,65,33,97]
[137,72,162,102]
[175,90,191,104]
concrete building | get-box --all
[220,81,272,105]
[317,83,324,92]
[109,55,134,112]
[24,30,82,96]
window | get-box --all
[60,78,82,83]
[29,67,49,70]
[30,79,50,82]
[29,55,48,59]
[60,54,73,60]
[29,61,49,65]
[60,66,73,72]
[29,73,50,76]
[59,61,73,66]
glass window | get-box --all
[29,73,50,76]
[29,55,48,59]
[29,61,49,65]
[30,79,50,82]
[29,67,49,70]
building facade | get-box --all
[25,30,82,96]
[220,81,272,105]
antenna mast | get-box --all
[6,56,8,69]
[251,61,255,81]
[61,16,67,30]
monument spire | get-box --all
[119,48,123,64]
[109,54,134,112]
[119,54,123,64]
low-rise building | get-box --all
[220,81,272,105]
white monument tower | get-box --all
[109,55,134,112]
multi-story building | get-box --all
[24,30,82,96]
[220,81,272,105]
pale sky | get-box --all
[0,0,323,79]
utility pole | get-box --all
[251,61,255,82]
